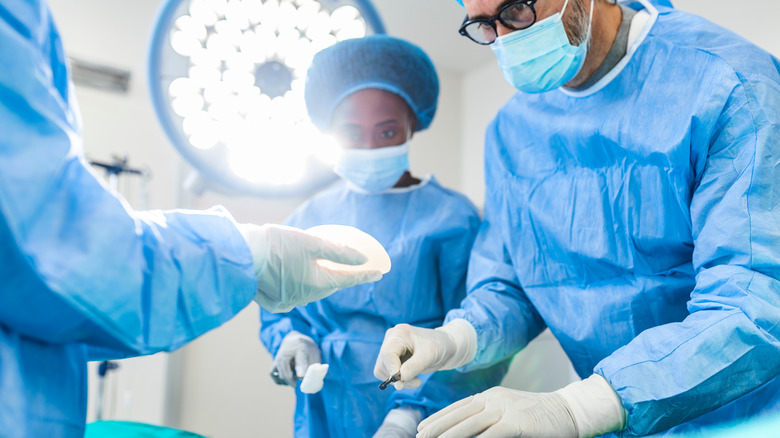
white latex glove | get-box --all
[416,375,626,438]
[270,331,321,387]
[374,319,477,390]
[372,408,423,438]
[238,224,383,313]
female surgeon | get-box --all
[259,35,507,437]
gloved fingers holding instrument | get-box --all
[374,319,478,390]
[270,331,321,387]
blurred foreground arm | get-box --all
[373,408,423,438]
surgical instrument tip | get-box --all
[378,372,401,390]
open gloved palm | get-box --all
[238,223,382,313]
[417,375,625,438]
[417,387,577,438]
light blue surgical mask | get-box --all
[334,143,410,193]
[491,0,594,93]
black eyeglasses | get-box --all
[459,0,538,45]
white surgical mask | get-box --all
[334,143,410,193]
[491,0,594,93]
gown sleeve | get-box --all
[444,137,547,372]
[595,69,780,436]
[388,200,510,418]
[0,0,257,355]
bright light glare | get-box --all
[225,0,250,29]
[260,0,280,31]
[222,69,255,92]
[277,29,301,59]
[189,65,221,89]
[336,18,366,41]
[207,0,228,17]
[240,30,267,63]
[190,48,221,68]
[175,15,207,41]
[227,127,308,185]
[171,30,202,57]
[283,38,314,69]
[308,132,341,166]
[278,1,298,31]
[330,5,359,31]
[189,134,219,150]
[206,33,236,59]
[305,11,332,40]
[254,26,278,58]
[295,1,320,32]
[310,33,337,53]
[245,0,264,24]
[203,82,231,103]
[215,20,243,46]
[182,111,211,135]
[225,52,255,72]
[189,0,218,26]
[169,77,199,98]
[168,0,375,186]
[208,99,240,120]
[172,94,204,117]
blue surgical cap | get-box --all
[305,35,439,133]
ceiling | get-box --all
[369,0,495,73]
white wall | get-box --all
[460,63,516,208]
[675,0,780,56]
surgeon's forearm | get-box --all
[0,1,257,351]
[435,319,478,370]
[444,287,545,372]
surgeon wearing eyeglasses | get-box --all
[375,0,780,436]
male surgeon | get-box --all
[0,1,380,436]
[375,0,780,436]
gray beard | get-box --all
[566,0,592,47]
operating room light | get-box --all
[149,0,384,197]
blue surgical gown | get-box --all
[445,4,780,437]
[260,178,508,437]
[0,2,257,436]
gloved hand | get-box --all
[238,224,383,313]
[416,375,626,438]
[270,331,321,387]
[372,408,423,438]
[374,319,477,390]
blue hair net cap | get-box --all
[305,35,440,133]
